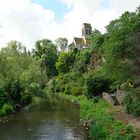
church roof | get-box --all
[83,23,92,28]
[74,37,85,46]
[68,42,74,46]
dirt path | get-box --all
[108,106,140,139]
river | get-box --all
[0,96,89,140]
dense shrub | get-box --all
[72,50,91,73]
[20,92,31,106]
[28,83,42,96]
[60,84,65,92]
[2,103,13,115]
[0,90,5,108]
[47,72,85,95]
[85,73,112,98]
[62,72,84,84]
[123,88,140,116]
[0,41,47,109]
[71,86,83,96]
[64,83,71,95]
[47,78,63,93]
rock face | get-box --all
[116,90,125,104]
[102,92,120,106]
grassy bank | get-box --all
[58,93,135,140]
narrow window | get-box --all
[86,29,88,35]
[89,30,91,35]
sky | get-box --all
[0,0,140,49]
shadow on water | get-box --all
[0,95,89,140]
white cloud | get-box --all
[0,0,140,49]
[0,0,56,49]
[61,0,140,42]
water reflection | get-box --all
[0,96,89,140]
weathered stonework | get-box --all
[102,92,120,106]
[116,90,125,104]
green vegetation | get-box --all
[46,6,140,139]
[57,93,135,140]
[0,5,140,140]
[0,40,47,116]
[0,103,13,116]
[33,39,58,78]
[85,72,112,98]
[51,6,140,115]
[123,88,140,116]
[55,37,68,51]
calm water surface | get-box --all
[0,96,89,140]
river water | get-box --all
[0,96,89,140]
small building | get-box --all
[68,23,92,50]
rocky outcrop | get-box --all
[102,92,120,106]
[116,90,125,104]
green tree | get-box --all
[34,39,58,78]
[72,50,91,73]
[0,40,46,108]
[103,10,140,84]
[55,37,68,51]
[55,50,76,74]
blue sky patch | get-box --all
[32,0,68,22]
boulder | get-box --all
[102,92,120,106]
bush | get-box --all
[86,74,112,98]
[59,84,65,92]
[123,88,140,116]
[71,86,83,96]
[2,103,13,114]
[20,92,32,106]
[64,83,72,95]
[0,90,5,108]
[47,72,86,96]
[28,82,42,95]
[62,72,84,84]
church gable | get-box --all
[68,23,92,51]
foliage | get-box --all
[123,88,140,116]
[47,72,86,96]
[71,86,83,96]
[20,91,31,106]
[34,39,58,78]
[55,51,76,74]
[85,72,112,98]
[72,49,91,73]
[2,103,13,115]
[55,37,68,51]
[104,10,140,84]
[0,40,47,115]
[0,90,5,109]
[46,6,140,139]
[89,32,105,71]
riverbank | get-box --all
[57,93,135,140]
[0,95,89,140]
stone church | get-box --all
[68,23,92,50]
